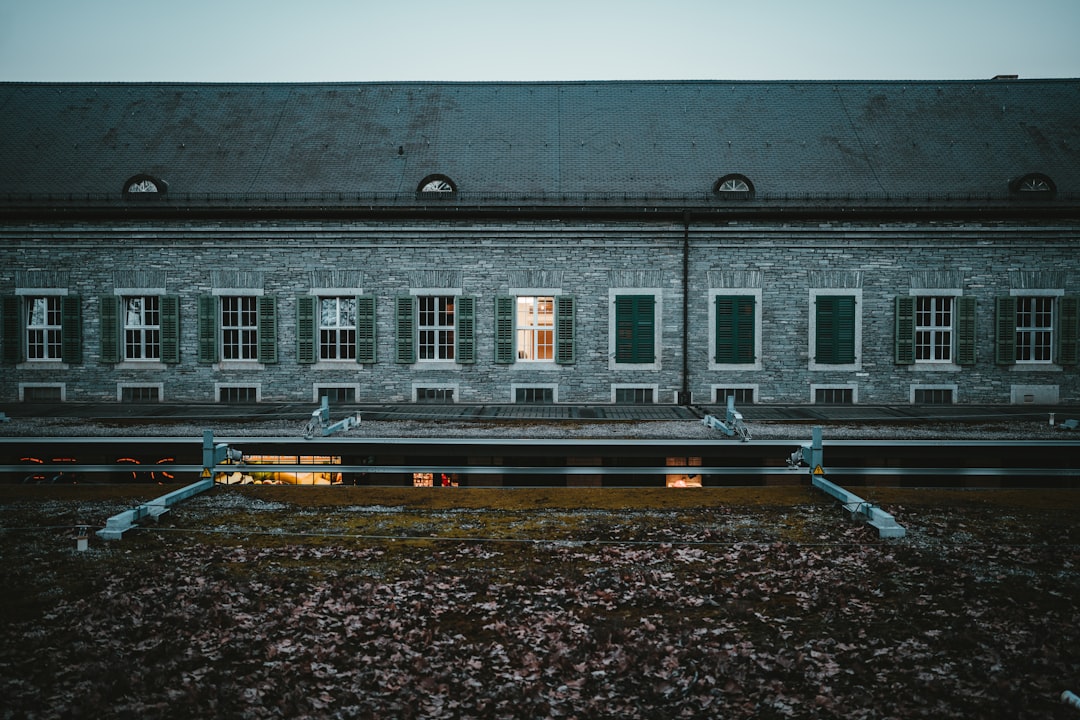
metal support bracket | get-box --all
[702,396,752,441]
[788,427,906,539]
[305,396,361,439]
[97,478,214,541]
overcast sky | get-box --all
[1,0,1078,83]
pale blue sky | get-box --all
[1,0,1078,82]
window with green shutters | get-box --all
[200,295,276,364]
[814,295,855,365]
[714,295,755,364]
[996,295,1078,365]
[100,295,179,364]
[1,296,20,363]
[60,296,82,364]
[895,295,975,366]
[495,295,575,365]
[395,296,416,363]
[614,294,655,364]
[299,295,376,364]
[455,296,475,364]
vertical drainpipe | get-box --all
[681,211,691,405]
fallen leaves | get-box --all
[0,496,1078,718]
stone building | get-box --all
[0,79,1077,407]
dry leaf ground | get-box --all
[1,484,1078,719]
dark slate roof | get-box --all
[1,79,1079,202]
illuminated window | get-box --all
[235,455,343,485]
[666,457,702,488]
[516,296,555,361]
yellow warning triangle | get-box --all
[813,465,825,475]
[201,468,212,478]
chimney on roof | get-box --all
[992,74,1019,80]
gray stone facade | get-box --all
[1,218,1076,405]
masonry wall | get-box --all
[0,217,1077,406]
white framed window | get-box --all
[221,296,258,361]
[1015,296,1054,363]
[418,295,455,361]
[811,384,858,404]
[320,297,357,361]
[216,383,261,403]
[915,296,953,362]
[26,296,63,361]
[512,383,558,403]
[118,383,163,403]
[712,385,758,405]
[516,296,555,361]
[910,384,957,405]
[314,384,359,403]
[123,296,161,361]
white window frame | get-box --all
[16,288,68,364]
[711,384,759,405]
[515,294,556,363]
[213,288,263,365]
[412,289,460,364]
[808,288,862,372]
[122,295,162,362]
[1010,289,1061,365]
[608,288,662,371]
[318,296,358,362]
[312,384,361,403]
[708,288,762,371]
[908,289,963,370]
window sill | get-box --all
[1010,363,1063,372]
[907,363,961,373]
[116,361,167,371]
[17,362,68,370]
[411,361,459,371]
[217,362,265,371]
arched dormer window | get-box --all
[1009,173,1056,197]
[418,174,457,194]
[123,174,168,196]
[713,174,754,196]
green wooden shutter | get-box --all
[456,295,476,364]
[615,295,655,364]
[816,295,855,364]
[894,296,915,365]
[297,295,317,364]
[197,295,218,363]
[994,296,1016,365]
[956,296,977,366]
[99,296,120,364]
[1,295,22,364]
[395,296,416,363]
[356,295,376,364]
[494,296,515,364]
[160,295,180,364]
[61,295,82,364]
[257,296,277,364]
[555,295,575,365]
[715,295,755,364]
[1058,295,1079,366]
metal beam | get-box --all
[96,478,214,541]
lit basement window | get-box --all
[216,454,343,485]
[414,472,459,487]
[666,457,702,488]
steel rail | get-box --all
[3,463,1078,477]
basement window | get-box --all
[218,385,259,403]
